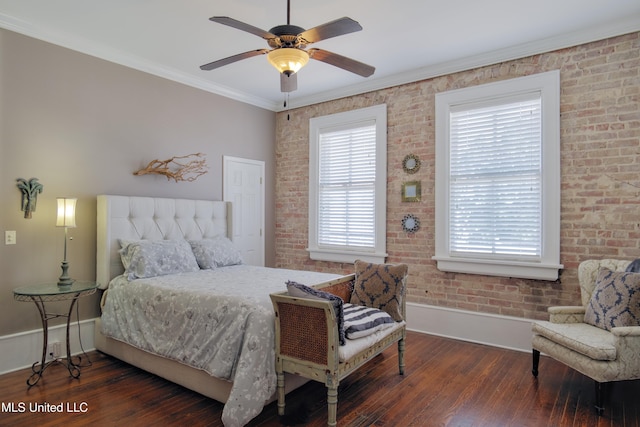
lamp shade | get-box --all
[267,48,309,75]
[56,197,77,228]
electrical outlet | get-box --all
[5,230,16,245]
[48,341,62,359]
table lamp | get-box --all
[56,197,76,286]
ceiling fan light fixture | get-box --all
[267,48,309,75]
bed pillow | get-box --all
[119,239,200,280]
[584,268,640,331]
[286,280,346,345]
[350,260,408,321]
[119,239,136,271]
[343,303,395,339]
[189,236,243,269]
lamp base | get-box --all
[58,261,74,287]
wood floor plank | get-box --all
[0,331,637,426]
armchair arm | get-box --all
[548,306,585,324]
[611,326,640,380]
[612,326,640,337]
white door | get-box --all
[223,156,265,266]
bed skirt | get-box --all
[94,318,308,406]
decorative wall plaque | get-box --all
[402,154,421,174]
[401,214,420,233]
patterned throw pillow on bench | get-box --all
[351,260,408,322]
[343,303,394,339]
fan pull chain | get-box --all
[284,93,291,121]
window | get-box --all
[308,104,387,263]
[434,71,562,280]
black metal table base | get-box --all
[27,355,83,386]
[25,293,83,387]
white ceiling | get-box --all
[0,1,638,111]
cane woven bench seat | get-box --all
[270,266,407,427]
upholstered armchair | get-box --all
[531,259,640,414]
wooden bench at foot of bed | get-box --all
[270,274,406,427]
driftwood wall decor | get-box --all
[134,153,208,182]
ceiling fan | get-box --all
[200,0,375,93]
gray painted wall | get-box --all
[0,30,276,336]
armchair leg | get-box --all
[594,381,604,416]
[398,338,405,375]
[532,349,540,377]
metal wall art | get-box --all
[402,154,421,174]
[401,214,420,233]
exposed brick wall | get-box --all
[275,32,640,321]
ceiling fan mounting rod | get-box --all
[268,0,305,48]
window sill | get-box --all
[308,248,387,264]
[432,256,563,281]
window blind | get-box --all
[318,123,376,249]
[449,94,542,259]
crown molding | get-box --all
[282,15,640,111]
[0,12,276,111]
[1,12,638,113]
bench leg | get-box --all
[326,376,339,427]
[277,371,285,416]
[398,338,406,375]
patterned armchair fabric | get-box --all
[531,259,640,414]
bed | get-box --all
[94,195,343,427]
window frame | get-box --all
[433,70,563,280]
[308,104,388,263]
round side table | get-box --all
[13,281,97,386]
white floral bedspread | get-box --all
[100,265,339,427]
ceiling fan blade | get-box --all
[298,17,362,44]
[308,48,375,77]
[280,72,297,93]
[200,49,269,71]
[210,16,275,40]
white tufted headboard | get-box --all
[96,195,232,289]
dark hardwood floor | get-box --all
[0,331,637,426]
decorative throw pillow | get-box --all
[584,268,640,331]
[625,258,640,273]
[343,303,395,339]
[119,239,200,280]
[286,281,346,345]
[189,236,243,269]
[350,260,408,321]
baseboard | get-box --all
[0,318,96,375]
[406,302,534,353]
[0,306,533,374]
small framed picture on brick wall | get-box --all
[402,181,421,202]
